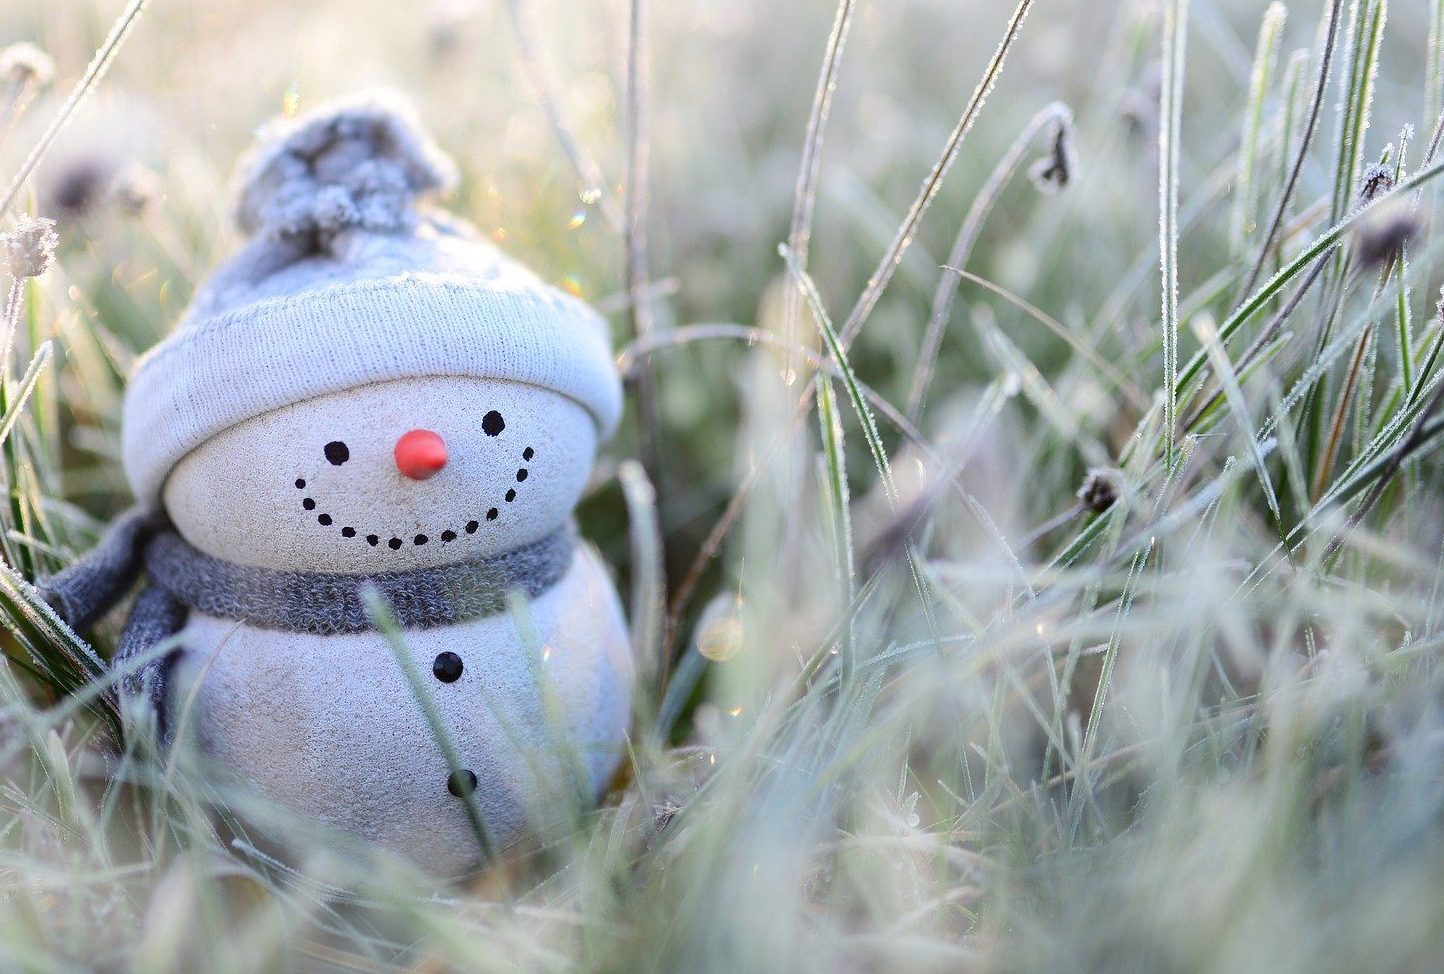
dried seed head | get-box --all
[1077,467,1124,514]
[47,158,113,219]
[0,43,55,92]
[3,217,58,278]
[428,0,477,57]
[1119,90,1156,140]
[1029,112,1080,195]
[109,164,160,217]
[1358,164,1395,206]
[1354,202,1417,270]
[1120,64,1163,141]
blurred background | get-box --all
[1,0,1432,552]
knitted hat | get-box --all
[121,93,622,508]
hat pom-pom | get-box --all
[232,92,458,247]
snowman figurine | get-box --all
[38,95,633,874]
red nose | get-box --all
[394,429,448,480]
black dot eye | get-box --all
[482,411,505,437]
[447,769,477,797]
[433,652,463,683]
[324,441,350,466]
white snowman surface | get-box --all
[162,376,633,874]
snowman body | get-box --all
[159,376,632,870]
[173,545,630,873]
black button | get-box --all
[447,769,477,797]
[433,651,463,683]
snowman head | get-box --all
[163,377,597,571]
[123,94,621,571]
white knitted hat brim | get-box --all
[122,273,623,507]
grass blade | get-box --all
[837,0,1035,347]
[907,102,1074,420]
[1238,0,1346,302]
[619,459,665,734]
[1179,153,1444,396]
[782,245,897,504]
[815,374,855,688]
[784,0,856,382]
[1159,0,1191,465]
[1232,4,1287,257]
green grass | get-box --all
[3,0,1444,970]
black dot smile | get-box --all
[295,444,536,551]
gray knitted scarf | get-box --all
[143,524,573,635]
[38,507,574,738]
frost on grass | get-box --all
[0,42,54,92]
[2,216,58,278]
